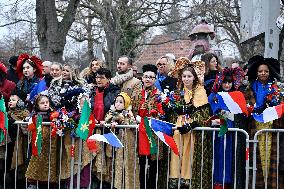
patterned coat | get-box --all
[132,87,164,160]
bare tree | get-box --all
[81,0,191,73]
[36,0,80,62]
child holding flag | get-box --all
[25,94,58,189]
[104,92,139,189]
[132,64,165,189]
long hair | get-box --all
[50,64,86,87]
[177,65,199,89]
[85,57,104,76]
[201,52,222,75]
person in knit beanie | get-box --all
[98,92,139,189]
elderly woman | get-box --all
[245,55,283,189]
[155,56,177,93]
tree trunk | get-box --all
[86,12,94,63]
[36,0,80,62]
[104,28,121,74]
[278,27,284,81]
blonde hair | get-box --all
[50,64,86,87]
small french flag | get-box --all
[87,128,123,148]
[150,118,179,156]
[253,103,284,123]
[209,91,248,115]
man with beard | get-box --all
[110,56,142,100]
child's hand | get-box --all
[100,121,105,126]
[127,111,134,118]
[111,122,118,128]
[21,125,29,135]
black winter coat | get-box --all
[91,83,121,116]
[159,76,177,92]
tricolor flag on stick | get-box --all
[253,103,284,123]
[209,91,248,115]
[150,118,179,156]
[87,127,123,148]
[0,97,8,143]
[28,115,43,156]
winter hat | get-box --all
[0,62,7,74]
[117,92,131,110]
[16,53,43,79]
[9,56,18,67]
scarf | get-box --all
[252,80,270,109]
[154,72,166,92]
[110,69,134,86]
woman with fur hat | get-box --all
[245,55,283,189]
[167,57,211,189]
[102,92,139,189]
[15,54,42,103]
[0,62,16,102]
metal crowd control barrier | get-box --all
[1,122,250,189]
[252,129,284,189]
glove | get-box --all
[177,121,199,134]
[177,124,191,134]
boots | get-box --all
[214,183,231,189]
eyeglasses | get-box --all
[143,75,156,80]
[157,63,166,67]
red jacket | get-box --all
[0,79,16,101]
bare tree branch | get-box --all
[0,19,35,27]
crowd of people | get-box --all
[0,52,283,189]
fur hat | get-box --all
[169,57,205,84]
[117,92,131,110]
[247,55,280,81]
[0,62,7,74]
[142,64,158,75]
[212,67,244,93]
[16,53,43,79]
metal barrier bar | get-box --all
[252,129,284,189]
[8,122,251,189]
[3,126,8,189]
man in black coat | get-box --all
[155,56,177,93]
[6,56,19,84]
